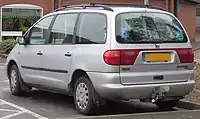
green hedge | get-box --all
[0,39,17,54]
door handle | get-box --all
[65,53,71,57]
[37,52,43,56]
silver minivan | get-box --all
[5,3,195,115]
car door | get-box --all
[18,15,55,85]
[40,13,78,90]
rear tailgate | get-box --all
[119,46,193,85]
[114,11,194,85]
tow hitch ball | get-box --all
[151,86,170,103]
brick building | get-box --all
[0,0,199,40]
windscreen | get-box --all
[116,12,188,44]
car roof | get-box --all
[45,5,172,17]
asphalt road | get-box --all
[0,58,6,64]
[0,66,199,119]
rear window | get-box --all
[116,12,188,44]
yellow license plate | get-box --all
[145,53,171,62]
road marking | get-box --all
[2,88,10,91]
[0,111,24,119]
[0,99,48,119]
[0,109,20,112]
[0,80,8,83]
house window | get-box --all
[0,4,43,39]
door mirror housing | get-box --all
[16,37,26,45]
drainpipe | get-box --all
[174,0,178,17]
[54,0,59,10]
[166,0,169,11]
[144,0,149,5]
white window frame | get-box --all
[0,4,43,39]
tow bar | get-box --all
[151,86,170,103]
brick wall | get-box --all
[0,0,197,41]
[178,1,197,40]
[0,0,54,14]
[62,0,150,6]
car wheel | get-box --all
[74,76,97,115]
[8,65,23,96]
[155,100,179,109]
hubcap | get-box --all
[10,70,17,91]
[76,83,89,110]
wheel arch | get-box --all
[7,60,18,78]
[69,69,105,107]
[68,69,90,94]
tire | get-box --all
[8,65,24,96]
[74,76,97,115]
[156,100,179,109]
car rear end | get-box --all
[97,8,195,101]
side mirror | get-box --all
[16,37,26,45]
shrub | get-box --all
[0,39,17,54]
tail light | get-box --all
[103,48,194,65]
[175,48,194,63]
[103,50,139,66]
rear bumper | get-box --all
[87,72,195,100]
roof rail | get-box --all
[53,3,167,13]
[89,2,167,11]
[53,6,66,12]
[146,5,167,11]
[52,3,113,12]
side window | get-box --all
[76,13,107,44]
[28,16,54,45]
[50,13,78,44]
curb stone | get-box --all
[66,110,200,119]
[193,46,200,51]
[178,100,200,110]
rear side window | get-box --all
[76,13,107,44]
[116,12,188,44]
[50,13,78,44]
